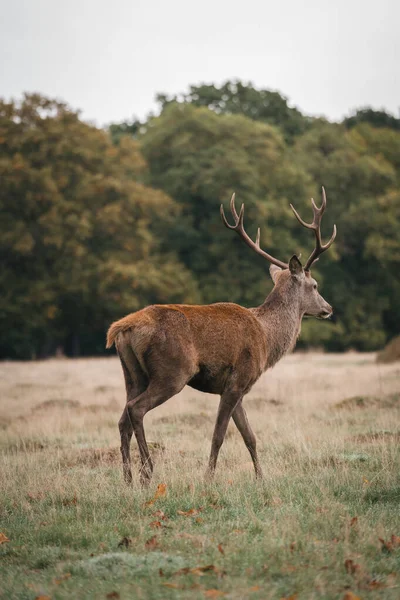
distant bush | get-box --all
[376,335,400,363]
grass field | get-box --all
[1,352,399,599]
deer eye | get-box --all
[313,284,317,290]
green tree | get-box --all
[0,94,198,358]
[293,121,399,349]
[343,107,400,131]
[140,102,315,307]
[156,80,312,142]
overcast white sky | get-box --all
[1,0,399,126]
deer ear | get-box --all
[269,264,282,283]
[289,255,303,277]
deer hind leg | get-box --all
[126,376,189,485]
[206,392,242,479]
[117,345,148,484]
[232,401,263,479]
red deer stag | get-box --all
[107,188,336,485]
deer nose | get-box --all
[319,303,333,319]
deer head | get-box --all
[220,188,336,319]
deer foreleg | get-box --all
[206,392,242,479]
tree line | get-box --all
[1,82,399,359]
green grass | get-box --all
[1,354,400,599]
[1,436,400,599]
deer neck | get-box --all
[252,285,303,369]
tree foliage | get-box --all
[157,80,311,141]
[2,86,400,358]
[0,94,198,358]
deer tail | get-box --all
[106,316,135,348]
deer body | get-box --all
[107,190,336,485]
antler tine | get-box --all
[220,193,288,270]
[290,187,336,271]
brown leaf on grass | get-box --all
[34,596,52,600]
[154,483,167,499]
[54,573,71,585]
[149,520,162,529]
[366,578,387,590]
[344,559,361,575]
[0,533,10,544]
[62,493,77,507]
[342,593,361,600]
[145,535,159,550]
[144,483,167,507]
[159,568,164,577]
[350,516,358,527]
[379,535,400,553]
[174,564,225,577]
[152,509,168,520]
[162,582,182,589]
[249,586,261,592]
[391,534,400,546]
[106,593,120,599]
[290,541,296,552]
[118,536,132,548]
[204,590,226,598]
[280,594,297,600]
[177,507,203,517]
[217,543,224,555]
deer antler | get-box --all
[290,187,336,271]
[220,193,289,269]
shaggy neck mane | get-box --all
[251,282,302,369]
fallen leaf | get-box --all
[280,594,297,600]
[204,591,226,598]
[177,508,202,517]
[344,559,361,575]
[34,596,52,600]
[391,534,400,547]
[196,517,204,524]
[149,520,162,529]
[378,535,400,553]
[62,493,77,507]
[145,483,167,507]
[350,517,358,527]
[152,509,167,520]
[249,586,261,592]
[290,541,296,552]
[118,536,132,548]
[145,535,159,550]
[154,483,167,499]
[106,593,120,599]
[159,568,164,577]
[0,533,10,544]
[162,582,182,589]
[54,573,71,585]
[366,578,387,590]
[217,543,224,555]
[342,593,361,600]
[174,564,225,577]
